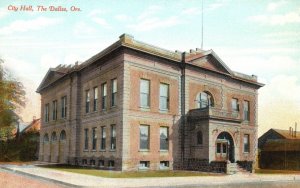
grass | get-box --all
[255,169,300,174]
[41,165,222,178]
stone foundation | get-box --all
[174,159,227,173]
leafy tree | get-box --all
[0,58,25,129]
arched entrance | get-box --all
[216,132,235,163]
[59,130,66,163]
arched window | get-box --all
[51,132,57,142]
[60,130,66,140]
[197,131,203,145]
[196,92,213,109]
[43,134,49,142]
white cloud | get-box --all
[249,9,300,25]
[88,9,107,17]
[63,54,83,65]
[138,5,162,21]
[182,7,201,15]
[207,0,227,11]
[92,17,111,28]
[128,16,182,32]
[0,7,9,19]
[0,17,62,35]
[87,9,111,29]
[73,22,96,36]
[267,0,287,12]
[115,14,131,22]
[40,54,61,70]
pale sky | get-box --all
[0,0,300,136]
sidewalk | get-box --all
[1,164,300,188]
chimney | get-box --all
[292,128,294,137]
[295,122,297,137]
[289,127,292,135]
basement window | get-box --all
[139,161,150,170]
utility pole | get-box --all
[201,0,204,49]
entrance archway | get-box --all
[216,132,235,163]
[59,130,66,163]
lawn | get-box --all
[41,165,221,178]
[255,169,300,174]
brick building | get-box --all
[37,34,263,172]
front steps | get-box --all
[226,162,250,174]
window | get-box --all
[44,103,49,122]
[82,159,87,165]
[244,134,250,153]
[243,101,250,121]
[196,92,213,109]
[232,98,239,111]
[100,126,106,150]
[60,130,66,141]
[98,160,104,167]
[43,134,49,142]
[160,161,169,169]
[197,131,203,145]
[111,78,117,107]
[52,100,57,120]
[93,87,98,111]
[108,160,115,168]
[217,143,221,153]
[110,125,116,150]
[90,159,96,166]
[61,96,67,118]
[139,161,150,169]
[84,128,88,150]
[101,83,107,110]
[51,132,57,142]
[160,127,168,150]
[216,142,228,154]
[159,83,169,111]
[86,90,90,113]
[92,127,97,150]
[140,125,150,150]
[140,79,150,108]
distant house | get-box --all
[258,128,300,170]
[258,128,300,149]
[21,118,41,134]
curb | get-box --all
[0,166,82,188]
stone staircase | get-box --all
[226,162,250,174]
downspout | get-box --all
[180,53,186,163]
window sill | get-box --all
[138,167,149,171]
[91,150,97,152]
[109,149,116,152]
[139,149,150,152]
[159,166,170,170]
[159,150,169,152]
[83,150,89,152]
[99,149,106,152]
[159,110,169,113]
[140,106,150,111]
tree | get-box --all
[0,58,25,129]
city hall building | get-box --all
[37,34,263,172]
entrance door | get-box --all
[216,132,235,163]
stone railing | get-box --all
[188,107,242,122]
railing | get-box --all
[188,107,242,122]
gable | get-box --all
[185,50,232,75]
[36,69,66,93]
